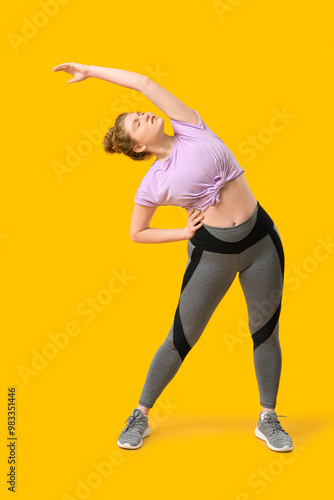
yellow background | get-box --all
[1,0,333,498]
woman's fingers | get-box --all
[188,209,203,231]
[193,211,204,226]
[53,65,66,71]
[192,209,201,220]
[52,63,73,72]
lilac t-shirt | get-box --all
[134,109,245,213]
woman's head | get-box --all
[103,111,162,162]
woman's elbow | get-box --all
[130,232,141,243]
[139,75,151,94]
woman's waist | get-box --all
[190,201,275,253]
[200,174,258,228]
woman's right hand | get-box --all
[52,62,91,83]
[183,209,204,240]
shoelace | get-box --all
[123,409,143,431]
[263,414,289,436]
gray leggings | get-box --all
[138,201,284,409]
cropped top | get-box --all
[134,109,245,213]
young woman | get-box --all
[52,62,294,453]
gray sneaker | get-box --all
[255,410,293,452]
[117,408,150,449]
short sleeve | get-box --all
[170,109,205,136]
[134,182,159,207]
[134,196,158,207]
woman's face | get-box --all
[123,111,163,152]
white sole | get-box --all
[117,426,151,450]
[255,426,293,452]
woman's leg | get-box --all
[137,240,239,411]
[238,223,285,410]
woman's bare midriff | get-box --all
[200,173,258,228]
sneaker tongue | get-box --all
[261,411,276,420]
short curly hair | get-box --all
[103,112,155,162]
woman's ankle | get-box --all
[137,404,150,416]
[261,407,275,414]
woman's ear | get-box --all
[133,144,147,153]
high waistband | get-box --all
[190,201,277,256]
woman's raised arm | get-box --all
[52,62,147,91]
[52,62,197,124]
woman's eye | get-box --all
[137,112,144,126]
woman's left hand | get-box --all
[52,62,91,83]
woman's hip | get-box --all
[187,201,284,274]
